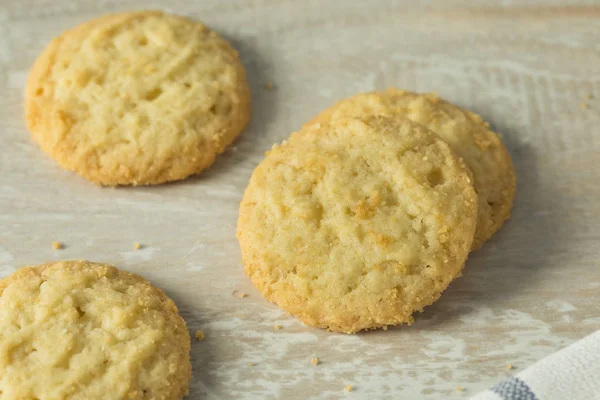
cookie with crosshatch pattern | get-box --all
[0,260,191,399]
[237,116,478,333]
[25,11,250,185]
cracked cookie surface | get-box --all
[25,11,250,185]
[237,116,478,333]
[309,89,516,249]
[0,260,191,399]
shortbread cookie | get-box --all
[237,116,478,333]
[25,11,251,185]
[309,89,516,249]
[0,260,191,399]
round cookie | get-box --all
[237,116,478,333]
[0,260,191,399]
[25,11,251,185]
[309,89,516,250]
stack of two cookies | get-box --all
[238,90,516,334]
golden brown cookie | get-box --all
[309,89,516,249]
[25,11,251,185]
[0,260,191,399]
[237,116,478,333]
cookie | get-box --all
[237,116,478,333]
[0,260,191,399]
[309,89,516,249]
[25,11,251,185]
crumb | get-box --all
[456,386,463,392]
[274,324,282,330]
[248,362,254,366]
[506,363,513,370]
[133,242,141,250]
[239,292,248,298]
[52,241,63,250]
[344,384,353,392]
[584,94,593,100]
[580,101,589,109]
[311,357,319,366]
[265,81,274,90]
[194,330,205,341]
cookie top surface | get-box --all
[0,260,191,400]
[310,89,516,249]
[25,11,251,185]
[237,116,478,333]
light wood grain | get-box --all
[1,1,599,398]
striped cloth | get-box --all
[470,330,600,400]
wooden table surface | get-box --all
[1,1,599,398]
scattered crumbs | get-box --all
[311,357,319,366]
[248,362,254,367]
[456,386,464,392]
[274,324,282,330]
[265,81,274,90]
[239,292,248,299]
[194,330,205,341]
[344,385,353,392]
[133,242,141,250]
[52,241,63,250]
[506,363,513,370]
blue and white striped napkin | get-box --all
[470,330,600,400]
